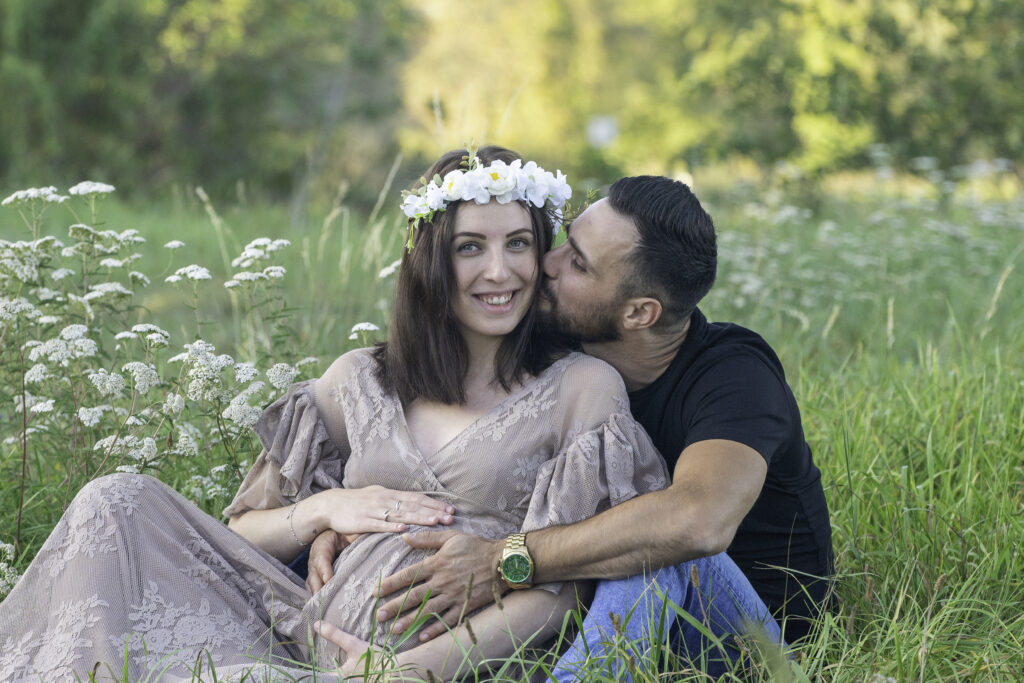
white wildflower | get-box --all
[224,280,240,289]
[173,426,199,457]
[267,239,290,252]
[122,362,160,395]
[266,363,299,390]
[83,282,133,301]
[263,265,285,279]
[2,186,68,206]
[348,321,380,340]
[0,297,41,322]
[164,240,185,249]
[60,247,77,258]
[77,405,110,427]
[0,542,20,596]
[115,465,140,474]
[88,369,126,397]
[167,352,188,363]
[181,340,235,402]
[68,181,115,196]
[24,363,50,384]
[128,271,151,286]
[234,362,259,383]
[232,271,267,282]
[68,224,98,240]
[222,381,266,428]
[32,287,62,302]
[378,259,401,279]
[60,324,89,340]
[99,257,125,268]
[173,264,212,281]
[13,392,39,414]
[163,393,185,416]
[296,356,319,368]
[29,398,55,413]
[165,274,182,283]
[115,331,136,340]
[37,315,61,325]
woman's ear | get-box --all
[621,297,662,331]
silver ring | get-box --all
[383,508,391,521]
[394,500,402,512]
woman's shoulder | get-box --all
[318,347,377,382]
[541,351,628,398]
[313,347,379,406]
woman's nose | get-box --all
[484,249,510,281]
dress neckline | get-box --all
[393,352,577,460]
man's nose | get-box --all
[543,243,565,279]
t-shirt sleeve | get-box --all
[222,356,354,518]
[682,350,794,464]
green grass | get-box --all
[3,181,1023,680]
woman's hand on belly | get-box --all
[308,485,456,538]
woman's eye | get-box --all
[456,242,479,253]
[508,237,531,249]
[571,255,586,272]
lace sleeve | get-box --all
[222,379,348,518]
[520,355,670,593]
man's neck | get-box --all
[583,318,690,392]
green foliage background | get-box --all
[2,0,1022,203]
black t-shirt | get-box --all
[628,309,834,642]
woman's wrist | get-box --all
[291,492,333,546]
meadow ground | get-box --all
[1,178,1022,681]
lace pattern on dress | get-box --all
[41,474,147,578]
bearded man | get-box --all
[313,176,834,677]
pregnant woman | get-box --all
[0,146,669,682]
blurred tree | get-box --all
[0,0,409,205]
[398,0,1023,180]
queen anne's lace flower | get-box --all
[234,362,259,383]
[29,398,55,413]
[24,363,50,384]
[122,362,160,395]
[169,264,212,282]
[164,240,185,249]
[222,381,266,427]
[77,405,110,427]
[266,363,299,390]
[348,321,380,340]
[2,186,69,206]
[88,369,127,397]
[163,393,185,416]
[378,259,401,279]
[83,282,133,301]
[68,181,116,196]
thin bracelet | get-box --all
[287,502,311,547]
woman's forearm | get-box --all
[227,498,321,563]
[391,584,585,681]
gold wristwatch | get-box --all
[498,533,534,589]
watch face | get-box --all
[502,553,532,583]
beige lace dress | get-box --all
[0,350,669,681]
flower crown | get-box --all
[400,156,572,249]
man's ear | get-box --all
[621,297,662,331]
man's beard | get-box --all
[539,280,621,345]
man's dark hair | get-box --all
[607,176,717,329]
[374,146,557,405]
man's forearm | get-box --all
[529,486,722,584]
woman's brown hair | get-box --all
[373,146,558,405]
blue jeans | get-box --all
[550,553,784,681]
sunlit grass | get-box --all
[3,179,1023,680]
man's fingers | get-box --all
[377,583,431,623]
[377,561,425,598]
[401,529,459,550]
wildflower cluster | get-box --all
[0,181,340,590]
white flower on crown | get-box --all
[440,170,466,201]
[400,154,572,249]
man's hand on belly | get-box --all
[376,531,504,642]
